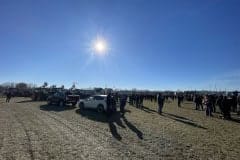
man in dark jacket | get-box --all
[206,95,213,116]
[106,93,112,116]
[120,95,127,116]
[157,93,165,114]
[6,92,12,103]
[222,96,231,119]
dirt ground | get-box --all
[0,97,240,160]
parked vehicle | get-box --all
[79,95,107,113]
[47,92,80,106]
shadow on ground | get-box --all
[229,118,240,123]
[40,104,76,112]
[142,105,157,113]
[75,109,143,141]
[75,109,108,123]
[162,112,207,130]
[164,113,193,121]
[214,113,240,123]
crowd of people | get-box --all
[193,93,239,119]
[105,92,240,121]
[3,90,240,120]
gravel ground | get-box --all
[0,97,240,160]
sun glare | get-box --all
[92,37,108,55]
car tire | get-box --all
[97,104,104,113]
[79,102,85,110]
[59,101,64,107]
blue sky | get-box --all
[0,0,239,91]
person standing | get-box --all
[237,95,240,115]
[6,92,12,103]
[211,95,217,113]
[195,95,200,110]
[106,93,112,116]
[217,95,224,114]
[157,93,165,114]
[222,96,231,119]
[206,95,213,117]
[178,95,183,107]
[111,94,117,113]
[120,95,127,116]
[140,95,144,109]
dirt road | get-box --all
[0,97,240,160]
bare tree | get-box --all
[42,82,48,88]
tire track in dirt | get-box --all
[10,107,35,160]
[0,109,7,156]
[18,103,115,159]
[22,102,147,159]
[45,106,181,159]
[8,101,68,160]
[14,99,185,159]
[32,109,128,159]
[11,109,54,160]
[35,106,165,159]
[13,102,84,160]
[0,105,35,160]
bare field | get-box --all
[0,97,240,160]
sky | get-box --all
[0,0,240,91]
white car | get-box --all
[79,95,107,113]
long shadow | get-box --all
[122,116,143,139]
[162,113,207,130]
[142,105,157,113]
[164,113,193,121]
[108,121,122,141]
[141,109,152,113]
[108,112,126,141]
[40,104,76,112]
[75,109,143,140]
[214,113,240,124]
[228,118,240,123]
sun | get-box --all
[95,40,106,53]
[92,37,108,55]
